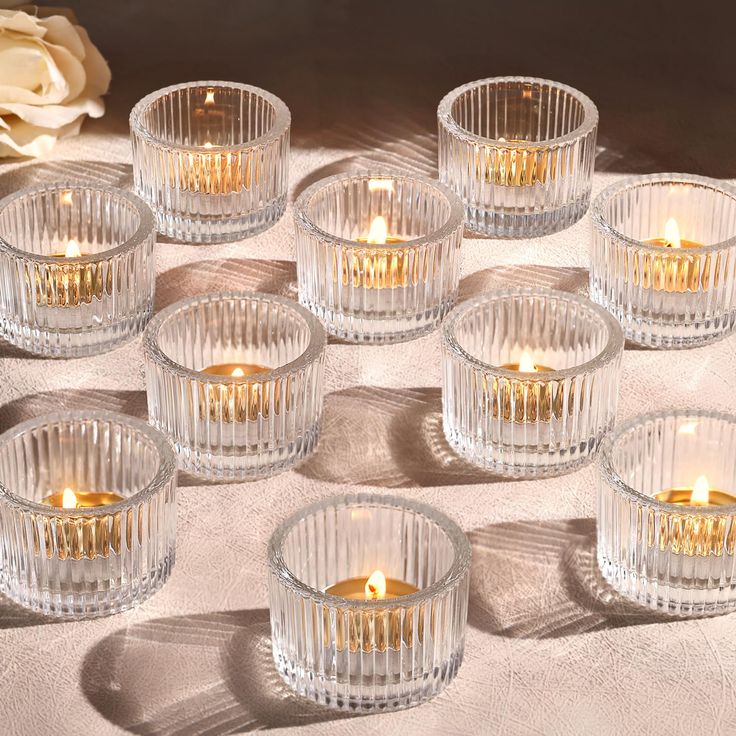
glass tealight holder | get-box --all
[438,76,598,238]
[294,171,464,343]
[143,292,326,480]
[0,410,177,618]
[442,288,624,477]
[599,410,736,617]
[268,493,471,712]
[131,81,291,243]
[0,183,155,358]
[590,173,736,348]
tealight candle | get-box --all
[42,487,124,508]
[268,494,471,711]
[599,410,736,617]
[590,173,736,348]
[0,183,155,357]
[131,81,291,243]
[438,76,598,237]
[199,361,278,424]
[295,172,464,343]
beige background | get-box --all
[2,2,736,734]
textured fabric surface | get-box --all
[1,119,736,736]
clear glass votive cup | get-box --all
[131,81,291,243]
[294,171,464,343]
[442,288,624,477]
[598,410,736,616]
[0,183,155,358]
[268,493,471,712]
[590,173,736,348]
[143,292,326,480]
[438,76,598,238]
[0,410,177,618]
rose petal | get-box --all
[36,12,85,60]
[0,114,83,157]
[0,9,45,38]
[74,24,110,98]
[0,94,105,127]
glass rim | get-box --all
[143,290,326,383]
[591,172,736,255]
[442,287,624,379]
[267,492,472,608]
[0,182,155,264]
[129,80,291,153]
[437,75,599,148]
[0,409,177,517]
[293,169,465,251]
[600,408,736,515]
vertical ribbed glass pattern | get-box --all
[295,172,464,343]
[0,184,155,358]
[438,77,598,238]
[590,173,736,348]
[143,292,326,480]
[599,410,736,616]
[0,411,177,618]
[131,81,290,243]
[268,494,471,712]
[442,288,624,477]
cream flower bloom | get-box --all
[0,6,111,157]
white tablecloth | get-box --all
[1,118,735,736]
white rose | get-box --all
[0,6,111,158]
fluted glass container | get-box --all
[599,410,736,616]
[0,411,176,618]
[442,288,624,477]
[143,292,326,480]
[0,183,155,358]
[131,81,290,243]
[268,493,471,712]
[295,172,464,343]
[438,77,598,238]
[590,173,736,348]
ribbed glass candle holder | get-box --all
[294,172,464,343]
[590,173,736,348]
[599,410,736,616]
[131,81,290,243]
[438,76,598,238]
[143,292,326,480]
[442,288,624,477]
[268,493,471,712]
[0,411,176,618]
[0,183,155,358]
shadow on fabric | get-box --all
[468,517,674,638]
[296,385,507,487]
[81,608,355,734]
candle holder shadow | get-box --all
[599,409,736,617]
[81,609,353,735]
[268,494,471,712]
[458,265,589,302]
[296,386,503,487]
[0,410,176,618]
[468,518,672,639]
[442,288,624,478]
[155,258,298,311]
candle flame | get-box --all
[231,367,245,377]
[690,475,710,505]
[368,178,394,192]
[518,351,538,373]
[367,215,388,245]
[664,217,681,249]
[365,569,387,599]
[60,190,73,206]
[62,487,78,509]
[205,89,215,105]
[678,421,699,435]
[203,141,213,149]
[65,239,81,258]
[498,136,506,143]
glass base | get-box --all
[598,553,736,618]
[301,297,454,344]
[170,422,321,481]
[464,195,590,239]
[153,194,286,244]
[1,308,152,358]
[274,643,464,712]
